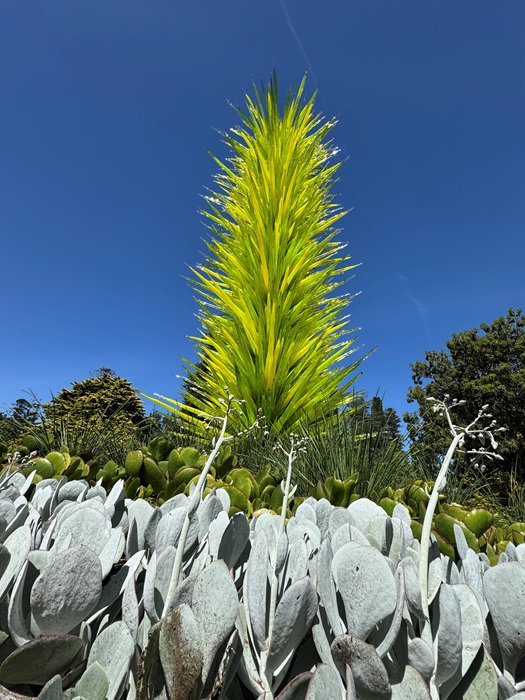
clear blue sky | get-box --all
[1,0,524,424]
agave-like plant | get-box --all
[145,73,362,435]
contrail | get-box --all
[399,274,430,337]
[276,0,350,159]
[278,0,319,85]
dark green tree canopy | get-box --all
[404,308,525,476]
[44,369,146,435]
[0,398,39,445]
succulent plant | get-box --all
[1,399,525,699]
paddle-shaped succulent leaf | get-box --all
[74,662,110,700]
[0,525,31,603]
[304,663,343,699]
[331,634,392,700]
[158,603,204,700]
[31,545,103,635]
[0,635,85,686]
[483,561,525,676]
[87,622,134,700]
[440,583,484,697]
[433,583,463,687]
[390,665,431,700]
[191,559,239,685]
[266,577,318,676]
[245,528,270,652]
[217,511,250,570]
[53,504,111,555]
[332,543,397,640]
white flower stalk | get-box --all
[163,393,261,617]
[260,433,308,688]
[419,397,505,697]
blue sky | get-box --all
[1,0,524,425]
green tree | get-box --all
[369,396,401,445]
[43,368,146,440]
[0,398,39,445]
[154,74,362,435]
[404,308,525,480]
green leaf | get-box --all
[125,450,144,477]
[142,456,168,495]
[463,509,494,538]
[179,446,203,466]
[46,451,67,475]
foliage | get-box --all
[151,74,363,435]
[0,398,39,445]
[404,308,525,486]
[230,395,409,500]
[44,368,145,429]
[1,373,159,468]
[1,420,525,698]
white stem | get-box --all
[260,443,296,691]
[419,432,462,649]
[162,404,231,618]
